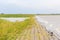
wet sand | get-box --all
[37,15,60,39]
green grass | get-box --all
[0,14,60,18]
[0,14,35,17]
[0,16,35,40]
[0,14,60,17]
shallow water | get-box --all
[36,15,60,39]
[0,18,29,22]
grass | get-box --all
[0,16,35,40]
[0,14,35,17]
[0,14,59,18]
[0,14,55,40]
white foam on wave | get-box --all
[35,16,55,32]
[35,15,60,39]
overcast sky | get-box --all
[0,0,60,14]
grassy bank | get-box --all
[0,14,60,17]
[0,14,35,17]
[0,16,35,40]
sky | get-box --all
[0,0,60,14]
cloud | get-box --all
[0,0,60,13]
[6,0,60,10]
